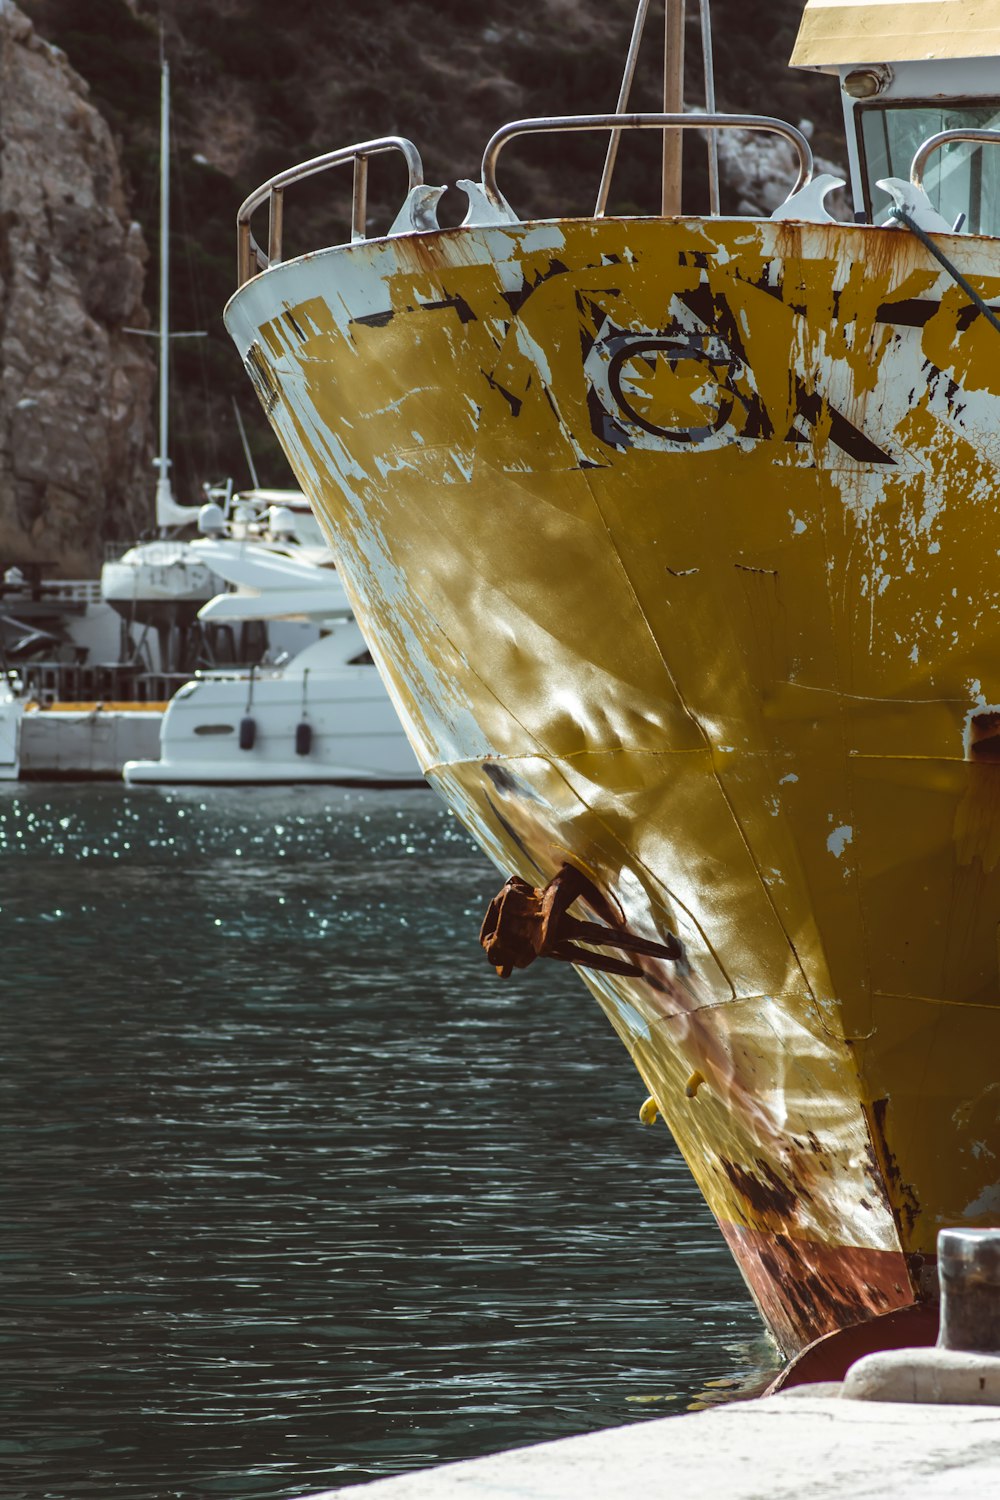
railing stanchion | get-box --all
[352,157,369,243]
[237,223,254,289]
[268,187,284,268]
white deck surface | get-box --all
[298,1390,1000,1499]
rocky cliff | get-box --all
[0,0,154,577]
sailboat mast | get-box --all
[156,57,172,523]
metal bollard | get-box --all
[938,1227,1000,1353]
[840,1226,1000,1403]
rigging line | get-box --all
[698,0,719,214]
[232,397,260,488]
[889,206,1000,336]
[596,0,653,217]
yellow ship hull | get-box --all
[227,215,1000,1354]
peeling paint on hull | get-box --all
[226,215,1000,1355]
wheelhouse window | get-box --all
[858,101,1000,234]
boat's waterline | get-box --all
[226,213,1000,1354]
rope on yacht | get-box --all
[889,206,1000,338]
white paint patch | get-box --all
[373,452,417,480]
[520,225,569,253]
[513,325,553,389]
[779,772,798,784]
[449,449,474,482]
[371,390,431,418]
[827,825,853,857]
[964,1181,1000,1216]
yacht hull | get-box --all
[225,215,1000,1354]
[123,667,424,787]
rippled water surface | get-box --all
[2,785,779,1499]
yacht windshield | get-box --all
[859,102,1000,234]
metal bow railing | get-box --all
[481,112,814,215]
[911,128,1000,192]
[236,136,424,286]
[235,113,815,287]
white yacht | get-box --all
[123,522,423,787]
[0,670,22,781]
[0,488,334,778]
[98,486,329,674]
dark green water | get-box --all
[1,785,779,1500]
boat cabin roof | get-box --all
[791,0,1000,70]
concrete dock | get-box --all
[298,1388,1000,1499]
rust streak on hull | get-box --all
[719,1222,914,1354]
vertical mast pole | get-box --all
[155,55,172,525]
[699,0,720,213]
[662,0,685,215]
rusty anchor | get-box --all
[479,862,682,979]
